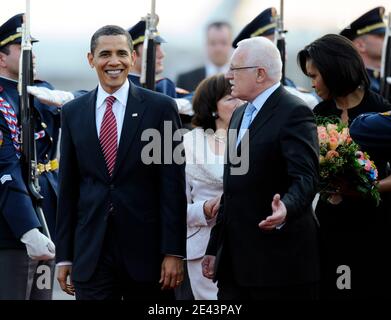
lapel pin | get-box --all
[132,113,138,117]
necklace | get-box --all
[213,132,226,143]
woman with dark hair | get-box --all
[298,34,391,299]
[175,74,243,300]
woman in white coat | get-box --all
[178,74,243,300]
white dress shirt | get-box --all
[95,80,129,144]
[205,61,230,78]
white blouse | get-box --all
[183,128,224,260]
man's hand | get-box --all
[201,255,216,279]
[20,228,55,260]
[27,86,74,107]
[203,196,221,220]
[159,256,184,290]
[259,194,287,230]
[57,265,75,296]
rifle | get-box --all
[18,0,50,238]
[380,11,391,101]
[275,0,287,85]
[140,0,159,90]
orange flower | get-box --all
[329,137,339,150]
[328,129,339,139]
[325,150,339,160]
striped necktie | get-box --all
[99,96,117,176]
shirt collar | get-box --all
[0,75,18,84]
[251,82,281,112]
[205,61,230,77]
[97,79,129,109]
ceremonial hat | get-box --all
[0,13,38,49]
[128,20,166,47]
[232,7,277,48]
[340,7,386,41]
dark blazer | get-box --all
[56,81,187,283]
[206,85,320,287]
[176,67,206,92]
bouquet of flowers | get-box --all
[316,116,380,205]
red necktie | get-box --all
[99,96,117,176]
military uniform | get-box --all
[127,21,177,98]
[350,111,391,295]
[350,111,391,150]
[128,73,177,98]
[340,7,386,94]
[0,14,58,300]
[366,68,381,94]
[128,20,193,127]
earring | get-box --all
[212,112,219,119]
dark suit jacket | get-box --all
[206,85,320,287]
[176,67,206,92]
[56,81,187,283]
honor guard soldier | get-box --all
[340,7,386,94]
[351,110,391,290]
[127,20,193,127]
[0,13,57,300]
[127,20,178,98]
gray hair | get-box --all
[236,37,282,82]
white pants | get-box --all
[187,257,218,300]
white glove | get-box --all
[21,228,56,261]
[174,98,194,116]
[27,85,74,107]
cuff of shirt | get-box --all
[57,261,73,266]
[276,222,285,230]
[166,254,184,259]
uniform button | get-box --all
[50,137,53,142]
[45,154,49,159]
[41,122,47,129]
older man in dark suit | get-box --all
[202,36,320,300]
[56,25,187,300]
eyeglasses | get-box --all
[228,65,261,72]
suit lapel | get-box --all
[112,83,146,178]
[85,88,111,181]
[224,104,246,181]
[248,85,284,141]
[229,103,246,150]
[235,85,284,152]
